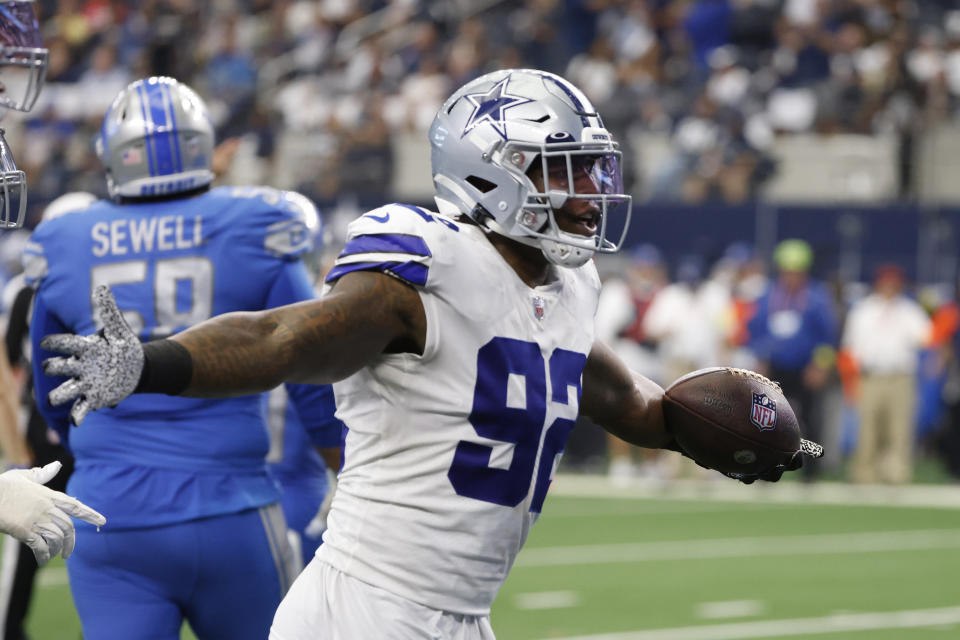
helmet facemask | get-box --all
[493,138,631,268]
[0,1,47,112]
[0,128,25,228]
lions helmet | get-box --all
[96,77,215,199]
[429,69,631,268]
[0,0,46,112]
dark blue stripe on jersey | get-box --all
[145,81,176,176]
[341,233,431,258]
[325,260,428,286]
[165,82,183,173]
[396,203,433,222]
[135,83,156,177]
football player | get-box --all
[0,0,106,579]
[1,191,95,640]
[39,69,814,638]
[27,76,341,640]
[261,196,344,570]
[0,0,46,229]
[265,385,342,568]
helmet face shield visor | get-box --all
[0,1,47,112]
[0,128,26,228]
[506,141,632,256]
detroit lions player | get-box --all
[27,76,341,640]
[40,69,817,638]
[265,384,342,568]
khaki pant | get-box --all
[850,373,916,485]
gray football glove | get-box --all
[41,285,144,425]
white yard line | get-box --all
[552,474,960,509]
[515,528,960,567]
[546,605,960,640]
[36,567,69,588]
[544,502,797,518]
[695,600,765,620]
[515,591,581,610]
[550,474,960,510]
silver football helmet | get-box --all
[0,0,47,112]
[95,77,215,199]
[430,69,631,268]
[0,128,24,228]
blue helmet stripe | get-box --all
[134,83,156,177]
[163,82,183,173]
[144,81,176,176]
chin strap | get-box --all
[481,217,594,268]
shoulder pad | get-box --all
[21,221,57,286]
[264,191,321,258]
[325,204,457,288]
[223,186,320,258]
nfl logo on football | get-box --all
[750,392,777,430]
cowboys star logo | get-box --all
[461,77,532,140]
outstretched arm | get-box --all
[580,340,672,449]
[41,271,425,423]
[173,269,424,395]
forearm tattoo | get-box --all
[172,271,420,397]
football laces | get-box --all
[724,367,783,393]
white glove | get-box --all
[42,285,144,425]
[304,468,338,539]
[0,461,106,566]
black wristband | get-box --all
[135,340,193,395]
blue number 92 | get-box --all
[447,337,586,513]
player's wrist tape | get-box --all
[135,340,192,395]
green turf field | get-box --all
[19,477,960,639]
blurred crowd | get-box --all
[3,0,960,485]
[594,238,960,485]
[5,0,960,229]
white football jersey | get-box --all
[319,203,600,615]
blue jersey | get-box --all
[265,384,343,563]
[28,185,338,529]
[747,280,837,371]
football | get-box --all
[663,367,801,476]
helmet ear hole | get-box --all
[466,176,496,193]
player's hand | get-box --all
[41,285,144,425]
[304,468,338,539]
[0,461,106,566]
[664,436,824,484]
[728,438,825,484]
